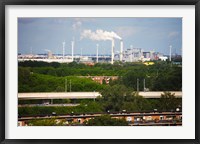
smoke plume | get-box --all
[81,29,122,41]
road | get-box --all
[18,91,182,100]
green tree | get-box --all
[84,115,128,126]
[100,84,134,112]
[56,86,64,92]
[27,118,66,126]
[18,67,31,84]
[159,91,180,111]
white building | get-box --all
[114,48,143,62]
[159,56,168,61]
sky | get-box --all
[18,17,182,56]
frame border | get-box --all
[0,0,199,144]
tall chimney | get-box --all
[62,41,65,59]
[130,45,133,62]
[96,44,99,63]
[111,39,115,64]
[120,40,123,61]
[71,41,74,61]
[169,45,172,61]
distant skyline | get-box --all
[18,17,182,56]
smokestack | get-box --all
[96,44,99,63]
[169,45,172,61]
[120,40,123,61]
[62,41,65,59]
[30,47,32,55]
[111,39,115,64]
[71,41,74,61]
[130,45,133,62]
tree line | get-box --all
[19,61,182,91]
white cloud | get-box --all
[72,21,82,30]
[81,29,121,41]
[72,18,96,31]
[115,26,138,38]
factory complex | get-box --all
[18,39,180,64]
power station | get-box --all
[18,33,179,64]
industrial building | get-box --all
[18,39,181,64]
[122,48,143,62]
